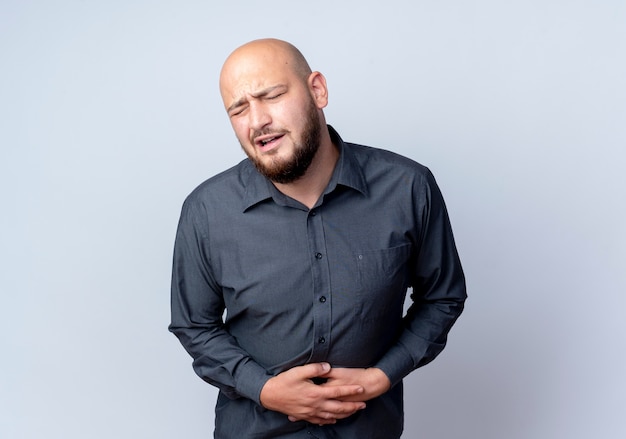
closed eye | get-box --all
[229,105,247,117]
[266,91,285,100]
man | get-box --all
[169,38,466,438]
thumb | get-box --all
[297,362,331,379]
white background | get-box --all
[1,1,624,438]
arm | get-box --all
[168,198,271,402]
[374,169,467,387]
[327,170,466,394]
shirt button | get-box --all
[310,210,317,216]
[319,296,326,303]
[318,337,326,344]
[315,252,323,259]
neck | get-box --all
[273,128,338,209]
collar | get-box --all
[327,125,368,197]
[242,125,369,212]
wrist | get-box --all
[366,368,391,396]
[259,375,278,410]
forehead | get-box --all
[219,46,299,104]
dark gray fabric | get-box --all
[169,126,466,438]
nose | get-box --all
[248,101,271,132]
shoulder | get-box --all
[186,159,251,201]
[346,141,434,184]
[181,159,253,213]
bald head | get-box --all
[219,39,313,108]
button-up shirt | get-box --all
[169,126,466,438]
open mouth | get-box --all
[255,134,285,150]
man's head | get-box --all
[219,39,329,184]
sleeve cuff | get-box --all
[234,359,274,405]
[373,342,416,387]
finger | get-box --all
[287,401,364,424]
[324,384,364,399]
[305,407,361,424]
[309,416,339,425]
[293,362,331,380]
[321,400,366,417]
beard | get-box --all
[242,100,322,184]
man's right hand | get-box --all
[259,362,366,425]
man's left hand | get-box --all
[320,367,391,402]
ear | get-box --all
[307,71,328,109]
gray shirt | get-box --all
[169,126,466,438]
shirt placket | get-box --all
[306,207,331,362]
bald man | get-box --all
[170,39,466,438]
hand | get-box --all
[259,362,367,425]
[320,367,391,402]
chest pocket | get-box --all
[355,243,412,292]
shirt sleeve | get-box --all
[374,169,467,386]
[168,197,273,404]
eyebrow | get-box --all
[227,85,287,114]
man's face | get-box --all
[220,48,324,183]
